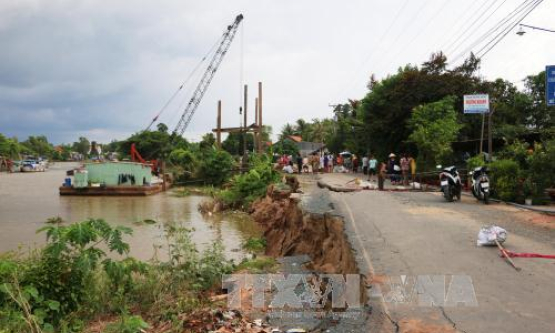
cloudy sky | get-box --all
[0,0,553,144]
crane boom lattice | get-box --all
[173,14,243,136]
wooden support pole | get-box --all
[258,81,263,153]
[487,105,495,162]
[254,97,259,152]
[243,84,248,154]
[479,113,485,155]
[217,100,222,149]
[255,97,259,125]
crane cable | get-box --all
[145,35,223,131]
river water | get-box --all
[0,162,261,261]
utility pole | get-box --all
[258,82,263,153]
[479,113,485,155]
[329,103,339,134]
[241,84,249,171]
[216,100,222,149]
[255,97,259,152]
[487,103,496,162]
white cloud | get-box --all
[0,0,553,144]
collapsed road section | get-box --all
[245,177,380,332]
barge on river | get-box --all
[59,161,168,196]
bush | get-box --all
[0,219,233,333]
[0,219,136,332]
[216,154,280,208]
[466,153,486,171]
[169,148,197,180]
[526,140,555,199]
[104,314,149,333]
[488,159,520,202]
[243,237,266,254]
[199,149,235,186]
[497,140,531,170]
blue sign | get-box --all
[547,65,555,107]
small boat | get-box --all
[20,160,47,172]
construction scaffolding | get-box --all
[213,82,264,153]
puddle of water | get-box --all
[0,162,261,262]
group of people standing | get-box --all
[346,152,416,185]
[278,152,416,185]
[385,153,416,185]
[279,153,332,174]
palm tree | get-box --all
[311,119,325,144]
[295,119,314,141]
[280,123,295,140]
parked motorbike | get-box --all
[470,166,490,204]
[439,165,462,202]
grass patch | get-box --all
[235,257,278,273]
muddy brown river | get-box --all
[0,162,261,261]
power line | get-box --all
[368,1,430,79]
[388,0,454,66]
[448,0,508,58]
[449,0,536,65]
[338,0,410,98]
[357,0,410,72]
[441,0,492,53]
[477,0,544,59]
[443,0,502,55]
[433,0,482,53]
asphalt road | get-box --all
[320,174,555,333]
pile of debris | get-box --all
[150,307,297,333]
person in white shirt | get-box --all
[368,155,378,182]
[362,155,369,175]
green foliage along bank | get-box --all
[216,154,281,209]
[0,219,232,333]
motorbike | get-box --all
[439,165,462,202]
[470,166,490,204]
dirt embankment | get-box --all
[250,185,358,275]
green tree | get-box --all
[199,133,216,151]
[156,123,169,133]
[120,130,188,160]
[0,134,22,160]
[280,124,295,139]
[22,135,54,158]
[524,70,555,132]
[408,96,462,169]
[72,137,90,156]
[358,54,481,158]
[273,139,299,156]
[222,133,253,155]
[310,119,325,143]
[199,149,235,185]
[294,119,312,141]
[169,148,196,177]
